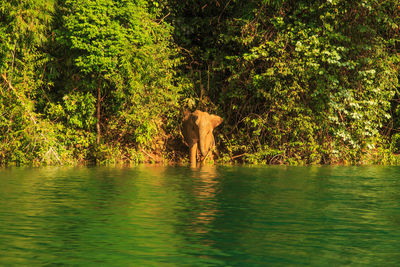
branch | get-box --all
[156,12,170,25]
[141,148,157,162]
[231,153,246,160]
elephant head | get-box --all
[182,110,223,166]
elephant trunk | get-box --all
[199,130,214,157]
[199,140,207,157]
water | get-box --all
[1,166,400,266]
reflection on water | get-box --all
[1,166,400,266]
[191,166,219,234]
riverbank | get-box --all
[3,140,400,167]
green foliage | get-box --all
[0,0,183,165]
[0,0,399,165]
[55,0,182,151]
[0,0,65,165]
[168,0,400,165]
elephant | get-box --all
[182,110,223,166]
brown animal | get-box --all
[182,110,223,166]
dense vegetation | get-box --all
[0,0,399,165]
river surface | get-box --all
[1,166,400,266]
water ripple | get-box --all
[1,166,400,266]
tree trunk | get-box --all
[96,82,101,144]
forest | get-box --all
[0,0,399,166]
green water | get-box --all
[1,166,400,266]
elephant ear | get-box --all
[191,110,200,125]
[210,114,223,129]
[183,110,191,121]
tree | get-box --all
[50,0,182,162]
[61,0,132,144]
[0,0,63,165]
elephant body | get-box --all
[182,110,223,166]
